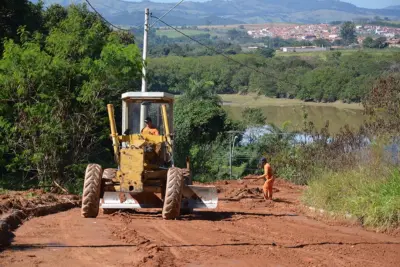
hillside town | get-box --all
[247,23,400,44]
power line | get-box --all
[150,15,298,87]
[150,0,186,28]
[84,0,132,32]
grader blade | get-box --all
[101,192,163,209]
[182,185,218,209]
[100,185,218,210]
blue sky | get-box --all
[126,0,400,9]
[344,0,399,8]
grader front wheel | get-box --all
[162,167,184,220]
[81,164,103,218]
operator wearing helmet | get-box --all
[141,117,159,136]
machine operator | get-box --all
[141,117,159,136]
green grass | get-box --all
[303,166,400,230]
[276,48,400,59]
[220,94,363,109]
[0,188,8,194]
[156,29,218,38]
[26,192,37,198]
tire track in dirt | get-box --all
[153,222,198,259]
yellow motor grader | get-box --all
[81,92,218,220]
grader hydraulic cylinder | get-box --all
[107,104,120,164]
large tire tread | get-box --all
[81,164,103,218]
[162,167,184,220]
[102,168,117,180]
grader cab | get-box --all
[81,92,218,220]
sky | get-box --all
[343,0,399,9]
[127,0,400,9]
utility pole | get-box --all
[140,8,150,131]
[229,135,238,179]
[227,131,241,179]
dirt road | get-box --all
[1,179,399,267]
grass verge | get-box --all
[303,166,400,230]
[220,94,363,109]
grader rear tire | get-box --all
[81,164,103,218]
[162,167,184,220]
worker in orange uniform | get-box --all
[141,117,159,135]
[257,157,275,200]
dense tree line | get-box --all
[148,51,400,103]
[0,3,142,191]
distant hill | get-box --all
[30,0,400,26]
[385,5,400,10]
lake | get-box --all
[220,95,366,134]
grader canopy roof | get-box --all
[122,92,174,102]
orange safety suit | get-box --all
[262,163,275,200]
[141,126,159,136]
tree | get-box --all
[173,79,228,170]
[0,0,43,53]
[258,47,275,58]
[373,37,388,49]
[340,22,357,45]
[363,36,375,48]
[42,4,67,31]
[314,39,331,47]
[327,51,342,66]
[363,36,388,49]
[363,75,400,136]
[242,108,266,126]
[227,29,242,40]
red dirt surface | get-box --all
[1,179,399,267]
[0,189,79,214]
